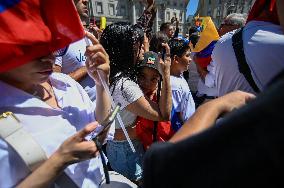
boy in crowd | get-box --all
[169,38,196,132]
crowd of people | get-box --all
[0,0,283,187]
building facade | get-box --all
[90,0,190,35]
[194,0,256,27]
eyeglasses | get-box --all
[53,46,68,57]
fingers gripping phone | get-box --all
[91,105,120,146]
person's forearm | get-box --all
[173,27,179,38]
[17,152,66,188]
[159,71,172,121]
[68,67,88,82]
[95,85,111,123]
[170,90,255,143]
[170,100,222,143]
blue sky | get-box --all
[186,0,199,16]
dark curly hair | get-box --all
[100,22,144,86]
[168,38,190,58]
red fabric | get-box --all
[0,0,84,72]
[247,0,279,25]
[195,56,212,69]
[136,95,174,150]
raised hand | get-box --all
[175,18,179,27]
[158,43,171,77]
[87,23,103,40]
[143,33,150,52]
[147,0,154,6]
[84,32,110,86]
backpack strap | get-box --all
[0,112,78,188]
[0,112,47,171]
[232,28,260,93]
[152,81,162,142]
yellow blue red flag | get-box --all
[192,16,219,53]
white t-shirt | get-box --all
[186,60,200,93]
[212,21,284,97]
[0,73,113,188]
[170,75,195,123]
[110,76,144,129]
[55,38,96,100]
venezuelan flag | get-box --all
[0,0,85,72]
[192,17,219,68]
[192,16,219,53]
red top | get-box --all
[135,94,174,150]
[195,56,212,69]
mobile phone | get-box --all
[161,48,166,61]
[91,105,120,144]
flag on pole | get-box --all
[192,16,219,68]
[0,0,85,72]
[192,16,219,53]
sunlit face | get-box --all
[176,49,192,72]
[0,54,55,86]
[74,0,89,18]
[165,25,174,38]
[138,67,160,95]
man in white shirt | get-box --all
[195,13,247,104]
[53,0,97,101]
[212,19,284,96]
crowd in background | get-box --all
[0,0,283,187]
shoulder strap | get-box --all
[0,112,47,171]
[232,28,260,93]
[0,112,78,188]
[153,81,162,142]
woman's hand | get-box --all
[53,122,99,166]
[87,24,103,40]
[85,32,110,86]
[158,43,171,77]
[17,122,100,188]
